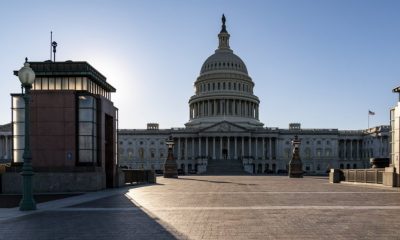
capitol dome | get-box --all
[186,15,264,129]
[200,51,248,75]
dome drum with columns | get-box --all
[185,14,263,129]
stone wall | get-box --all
[1,172,105,193]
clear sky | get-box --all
[1,0,399,130]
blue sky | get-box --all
[0,0,399,130]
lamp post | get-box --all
[18,58,36,210]
[164,136,178,178]
[288,135,303,178]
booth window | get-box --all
[78,95,98,165]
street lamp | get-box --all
[163,136,178,178]
[18,58,36,210]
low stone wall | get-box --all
[342,168,384,184]
[1,172,105,193]
[330,167,398,187]
[122,170,156,184]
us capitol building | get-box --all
[118,16,389,174]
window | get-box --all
[78,95,97,164]
[68,78,76,90]
[305,148,311,158]
[316,148,322,157]
[284,148,290,158]
[325,148,332,157]
[139,148,144,160]
[11,95,25,163]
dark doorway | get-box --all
[222,149,228,160]
[105,114,114,188]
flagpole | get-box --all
[368,112,369,129]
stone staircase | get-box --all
[205,159,248,175]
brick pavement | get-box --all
[0,176,399,239]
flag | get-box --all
[368,110,375,115]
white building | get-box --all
[118,16,389,174]
[0,123,12,164]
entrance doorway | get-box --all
[222,149,228,160]
[105,114,114,188]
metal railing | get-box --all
[342,168,384,184]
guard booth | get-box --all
[2,61,123,193]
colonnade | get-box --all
[174,136,276,161]
[0,135,11,160]
[339,139,363,160]
[189,99,259,119]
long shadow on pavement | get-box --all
[0,187,184,240]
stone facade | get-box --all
[0,123,11,164]
[118,124,389,174]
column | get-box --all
[356,140,359,160]
[185,138,188,160]
[178,138,181,160]
[248,137,252,157]
[208,100,211,116]
[255,137,258,160]
[198,137,202,157]
[227,137,230,159]
[192,138,195,159]
[262,137,265,160]
[214,100,217,115]
[269,138,272,159]
[206,137,209,158]
[0,136,3,158]
[234,137,237,159]
[213,137,216,159]
[241,137,245,157]
[350,140,353,160]
[220,137,223,159]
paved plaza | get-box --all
[1,176,400,239]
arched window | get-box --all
[139,148,144,160]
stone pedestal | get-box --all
[289,136,303,178]
[329,169,342,183]
[164,148,178,178]
[383,166,397,187]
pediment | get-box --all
[200,121,248,133]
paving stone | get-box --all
[1,176,400,239]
